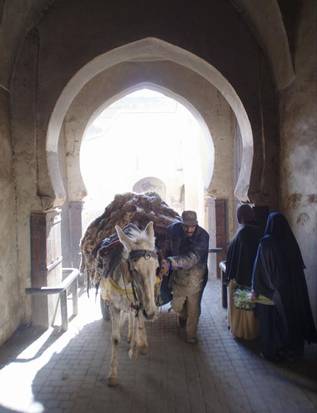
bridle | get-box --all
[129,249,158,262]
[125,249,158,316]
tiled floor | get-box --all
[0,278,316,413]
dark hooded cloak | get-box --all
[252,212,317,357]
[225,224,262,287]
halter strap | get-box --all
[128,249,158,261]
[126,249,158,316]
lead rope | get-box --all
[131,277,141,317]
[122,261,141,316]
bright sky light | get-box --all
[80,88,213,229]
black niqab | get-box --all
[226,224,262,287]
[253,212,317,348]
[264,212,305,269]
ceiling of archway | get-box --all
[1,0,294,92]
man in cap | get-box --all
[161,210,209,343]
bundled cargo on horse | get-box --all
[79,192,180,386]
[80,191,180,296]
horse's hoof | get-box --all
[139,345,148,355]
[128,348,138,360]
[107,376,118,387]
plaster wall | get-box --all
[234,0,295,90]
[279,0,317,323]
[0,89,20,345]
[10,31,43,334]
[0,0,294,93]
[0,0,56,90]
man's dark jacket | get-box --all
[166,222,209,273]
[159,222,209,304]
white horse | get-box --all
[99,221,159,386]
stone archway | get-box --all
[47,37,254,207]
[67,80,215,205]
[63,79,220,266]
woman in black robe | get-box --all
[226,204,262,287]
[225,204,263,339]
[252,212,317,361]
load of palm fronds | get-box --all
[80,192,180,286]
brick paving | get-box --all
[0,277,316,413]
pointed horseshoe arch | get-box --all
[46,37,253,205]
[78,81,214,198]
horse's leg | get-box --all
[128,314,148,358]
[128,315,139,360]
[137,315,148,355]
[119,311,127,330]
[108,305,121,387]
[127,311,133,343]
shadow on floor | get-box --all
[0,325,64,367]
[0,278,316,413]
[237,335,317,391]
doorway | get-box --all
[80,87,214,232]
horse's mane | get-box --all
[126,226,142,242]
[125,224,155,250]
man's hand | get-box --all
[159,259,171,277]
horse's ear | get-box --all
[115,225,132,251]
[145,221,155,241]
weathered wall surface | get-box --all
[0,0,53,90]
[0,1,50,345]
[279,0,317,323]
[10,31,43,336]
[0,89,20,345]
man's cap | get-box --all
[181,210,198,226]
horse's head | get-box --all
[115,221,159,320]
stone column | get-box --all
[214,198,228,278]
[69,201,84,269]
[205,195,216,277]
[30,208,63,327]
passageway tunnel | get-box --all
[1,1,316,411]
